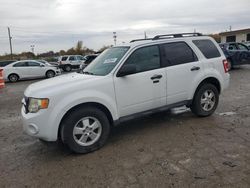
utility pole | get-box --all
[113,32,117,46]
[144,31,147,39]
[30,45,35,54]
[7,27,13,59]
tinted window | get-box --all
[124,45,160,73]
[228,43,237,50]
[161,42,197,67]
[0,61,14,67]
[69,56,76,61]
[13,62,27,67]
[193,40,221,59]
[28,62,40,66]
[61,56,68,61]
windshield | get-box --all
[83,47,129,76]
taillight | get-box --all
[223,59,229,73]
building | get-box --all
[219,28,250,43]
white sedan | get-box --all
[2,60,61,82]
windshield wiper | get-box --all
[82,71,94,75]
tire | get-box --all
[191,84,219,117]
[46,70,55,78]
[60,106,111,154]
[8,74,19,82]
[64,65,72,72]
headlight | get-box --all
[28,98,49,113]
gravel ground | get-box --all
[0,67,250,188]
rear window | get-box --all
[61,56,68,61]
[193,39,221,59]
[0,61,14,67]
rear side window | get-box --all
[193,39,221,59]
[160,42,198,67]
[13,62,27,67]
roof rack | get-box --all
[153,33,202,40]
[130,38,153,43]
[130,33,202,43]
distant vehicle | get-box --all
[58,55,85,72]
[38,59,59,67]
[2,60,61,82]
[0,60,16,67]
[219,42,250,70]
[79,54,98,70]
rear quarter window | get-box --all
[193,39,221,59]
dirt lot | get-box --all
[1,67,250,188]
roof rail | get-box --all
[153,33,202,40]
[130,33,203,43]
[130,38,153,43]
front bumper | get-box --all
[21,105,58,141]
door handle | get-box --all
[151,74,162,80]
[191,66,200,71]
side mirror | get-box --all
[40,64,45,67]
[117,64,137,77]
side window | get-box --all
[160,42,198,67]
[238,44,248,51]
[61,56,68,61]
[124,45,160,73]
[13,62,27,67]
[193,39,221,59]
[28,62,40,66]
[228,44,238,50]
[69,56,76,61]
[78,56,85,60]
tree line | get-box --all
[0,41,112,61]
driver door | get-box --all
[114,45,166,117]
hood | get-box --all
[25,73,102,97]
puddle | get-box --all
[218,112,237,116]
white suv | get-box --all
[58,55,86,72]
[22,33,230,154]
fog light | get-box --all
[28,124,39,135]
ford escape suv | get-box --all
[22,33,230,154]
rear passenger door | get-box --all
[160,42,203,105]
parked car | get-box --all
[3,60,61,82]
[79,54,98,70]
[0,60,17,67]
[22,33,230,154]
[58,55,85,72]
[219,42,250,70]
[38,59,59,67]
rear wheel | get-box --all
[8,74,19,82]
[191,84,219,117]
[64,65,72,72]
[46,70,55,78]
[60,106,111,154]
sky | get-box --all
[0,0,249,55]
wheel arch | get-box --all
[8,73,20,81]
[193,77,221,99]
[58,102,114,139]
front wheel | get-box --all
[64,65,72,72]
[60,106,111,154]
[191,84,219,117]
[46,70,55,78]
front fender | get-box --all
[48,90,118,140]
